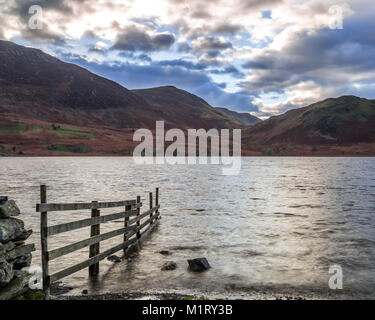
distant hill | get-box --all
[215,107,261,126]
[1,41,374,156]
[244,96,375,144]
[0,40,239,130]
[132,86,240,129]
[242,96,375,156]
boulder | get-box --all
[13,254,32,270]
[0,218,26,243]
[14,229,32,242]
[0,200,20,218]
[161,261,177,271]
[0,261,14,287]
[0,270,32,300]
[187,258,211,272]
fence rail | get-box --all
[36,185,160,300]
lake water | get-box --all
[1,157,375,299]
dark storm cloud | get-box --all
[21,28,67,46]
[111,26,176,52]
[210,66,245,77]
[5,0,75,44]
[209,23,243,35]
[194,37,233,51]
[10,0,73,20]
[240,0,284,10]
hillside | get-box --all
[242,96,375,156]
[132,86,237,129]
[0,40,239,130]
[215,107,261,126]
[0,40,248,156]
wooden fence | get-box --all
[36,185,160,299]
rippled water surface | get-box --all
[1,157,375,298]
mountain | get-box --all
[0,40,238,130]
[215,107,261,126]
[132,86,237,129]
[0,40,156,128]
[242,96,375,155]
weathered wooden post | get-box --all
[155,188,159,220]
[149,192,153,225]
[136,196,141,239]
[40,185,50,300]
[123,203,132,254]
[89,201,100,276]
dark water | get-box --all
[1,157,375,299]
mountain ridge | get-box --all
[0,40,243,130]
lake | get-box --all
[1,157,375,299]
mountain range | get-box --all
[0,40,374,156]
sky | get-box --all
[1,0,375,118]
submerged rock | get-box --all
[50,281,74,296]
[0,200,20,218]
[107,255,122,263]
[187,258,211,272]
[159,250,171,256]
[161,261,177,271]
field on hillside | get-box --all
[1,114,375,157]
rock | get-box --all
[187,258,211,272]
[0,270,32,300]
[159,250,171,256]
[107,255,122,263]
[0,218,25,243]
[13,240,25,246]
[50,281,74,295]
[13,254,32,270]
[161,261,177,271]
[0,243,5,257]
[14,229,32,242]
[0,261,14,287]
[3,242,15,252]
[0,200,20,218]
[0,197,8,205]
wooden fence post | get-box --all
[149,192,153,225]
[136,196,141,239]
[123,203,131,254]
[40,185,50,300]
[156,188,159,219]
[89,201,100,276]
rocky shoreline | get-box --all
[0,197,35,300]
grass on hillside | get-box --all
[0,122,28,133]
[52,126,95,140]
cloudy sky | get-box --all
[1,0,375,118]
